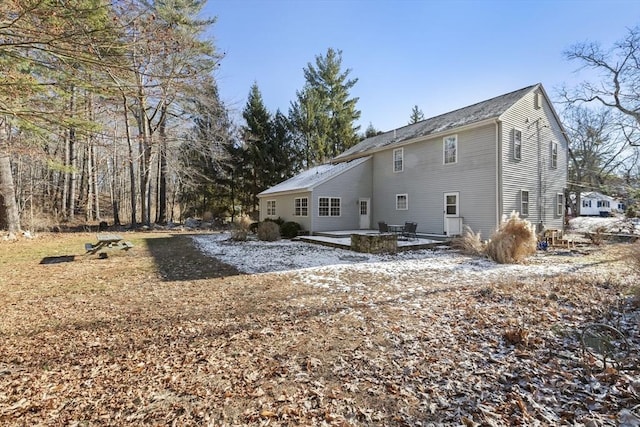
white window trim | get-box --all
[513,128,522,160]
[393,147,404,173]
[556,193,564,217]
[318,197,341,217]
[443,135,458,165]
[550,141,558,169]
[520,190,529,217]
[396,193,409,210]
[294,197,308,217]
[266,199,276,217]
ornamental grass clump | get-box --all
[451,225,485,256]
[486,212,537,264]
[257,221,280,242]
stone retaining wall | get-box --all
[350,233,397,254]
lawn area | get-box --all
[0,232,638,426]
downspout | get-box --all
[537,119,543,231]
[495,120,502,228]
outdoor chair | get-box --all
[378,221,389,233]
[402,222,417,239]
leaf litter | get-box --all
[0,232,638,425]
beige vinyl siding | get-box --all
[258,191,312,231]
[499,89,568,231]
[312,157,372,232]
[372,123,498,237]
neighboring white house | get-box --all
[258,83,569,237]
[578,191,616,216]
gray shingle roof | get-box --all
[334,84,539,161]
[258,156,370,196]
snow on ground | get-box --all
[568,215,640,234]
[191,226,605,291]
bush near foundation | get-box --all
[280,221,302,239]
[257,221,281,241]
[485,212,537,264]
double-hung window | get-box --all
[396,194,408,210]
[393,148,404,172]
[294,197,308,216]
[520,190,529,216]
[266,200,276,216]
[444,135,457,164]
[550,141,558,168]
[318,197,340,217]
[556,193,564,216]
[513,129,522,160]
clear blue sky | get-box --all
[203,0,640,132]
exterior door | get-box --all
[359,198,370,229]
[443,192,461,235]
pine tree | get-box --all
[241,83,273,214]
[295,48,361,163]
[409,105,425,124]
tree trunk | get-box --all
[0,119,21,233]
[122,95,137,227]
[67,86,77,220]
[157,108,168,224]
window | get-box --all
[266,200,276,216]
[583,200,591,208]
[534,91,541,110]
[393,148,403,172]
[550,141,558,168]
[513,129,522,160]
[318,197,340,217]
[520,190,529,216]
[396,194,408,210]
[443,135,457,164]
[330,198,341,216]
[294,197,308,216]
[557,193,564,217]
[597,200,610,208]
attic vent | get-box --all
[534,91,541,110]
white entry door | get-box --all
[443,192,462,236]
[359,198,370,229]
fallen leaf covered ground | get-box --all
[0,232,638,426]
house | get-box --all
[578,191,615,216]
[258,83,568,238]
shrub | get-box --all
[230,229,248,241]
[265,217,285,226]
[588,225,608,245]
[229,214,252,241]
[626,204,637,218]
[280,221,302,239]
[451,225,485,256]
[485,212,537,264]
[257,221,280,241]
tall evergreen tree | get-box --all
[241,83,273,213]
[293,48,361,163]
[409,105,425,124]
[179,77,233,220]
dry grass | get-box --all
[450,225,485,256]
[0,232,638,426]
[486,212,537,264]
[257,221,280,241]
